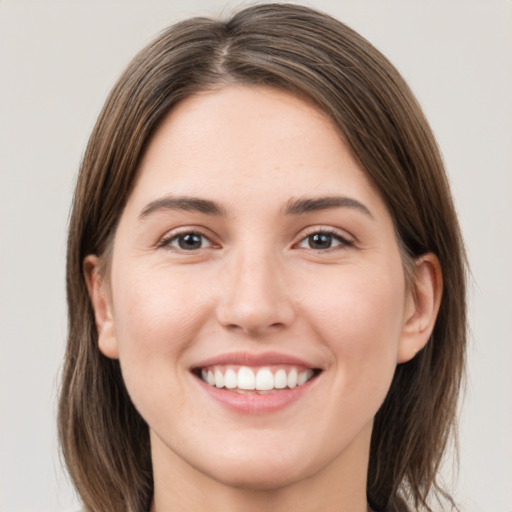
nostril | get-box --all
[222,320,287,336]
[215,276,295,334]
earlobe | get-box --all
[83,255,119,359]
[397,253,443,364]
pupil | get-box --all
[179,233,202,250]
[310,233,332,249]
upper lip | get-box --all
[192,351,320,370]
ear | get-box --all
[398,253,443,364]
[83,255,119,359]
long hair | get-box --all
[58,4,467,511]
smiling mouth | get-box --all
[193,365,321,394]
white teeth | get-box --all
[199,365,316,392]
[297,369,313,386]
[224,368,237,389]
[255,367,274,391]
[274,369,287,389]
[214,369,224,388]
[237,366,256,390]
[287,368,298,388]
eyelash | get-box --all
[158,228,354,252]
[158,230,215,251]
[295,228,354,251]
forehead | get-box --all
[124,85,387,219]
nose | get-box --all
[215,252,295,336]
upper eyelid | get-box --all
[157,227,217,248]
[155,225,355,248]
[295,225,355,243]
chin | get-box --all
[203,460,311,492]
[192,443,325,492]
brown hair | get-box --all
[58,4,467,512]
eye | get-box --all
[297,231,353,250]
[161,231,212,251]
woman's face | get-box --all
[89,85,423,491]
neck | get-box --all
[150,422,372,512]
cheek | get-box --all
[300,264,406,394]
[108,264,214,403]
[107,265,217,436]
[112,263,209,349]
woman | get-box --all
[58,3,467,511]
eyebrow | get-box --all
[139,194,372,220]
[284,195,373,217]
[139,196,226,219]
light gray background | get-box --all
[1,1,510,511]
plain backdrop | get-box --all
[0,1,511,511]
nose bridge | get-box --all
[216,243,294,334]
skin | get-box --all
[86,85,442,512]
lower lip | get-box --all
[193,374,318,415]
